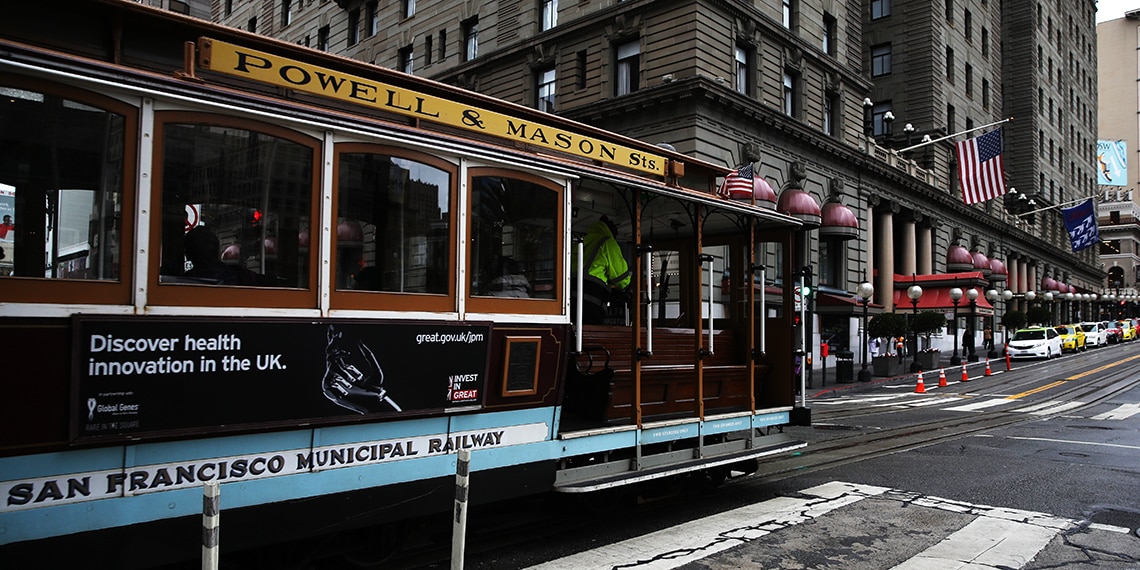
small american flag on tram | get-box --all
[955,127,1008,205]
[717,163,754,199]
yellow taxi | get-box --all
[1118,320,1136,341]
[1054,324,1086,352]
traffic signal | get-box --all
[800,266,813,298]
[246,208,262,229]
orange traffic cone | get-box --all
[915,371,926,393]
[960,362,969,382]
[1005,350,1012,371]
[984,359,992,376]
[938,368,948,387]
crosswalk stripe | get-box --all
[1091,402,1140,420]
[523,482,888,570]
[943,398,1014,412]
[1027,401,1085,416]
[889,515,1059,570]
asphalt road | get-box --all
[458,341,1140,569]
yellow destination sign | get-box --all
[198,38,666,175]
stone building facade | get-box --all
[212,0,1103,361]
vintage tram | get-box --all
[0,1,808,566]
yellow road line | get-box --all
[1005,354,1140,400]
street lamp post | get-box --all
[883,111,896,148]
[857,280,874,382]
[1026,290,1037,325]
[1044,291,1055,324]
[1002,289,1014,349]
[907,276,923,372]
[986,289,1000,358]
[949,285,963,365]
[966,287,979,362]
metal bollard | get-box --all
[452,449,471,570]
[202,482,220,570]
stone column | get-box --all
[917,223,933,275]
[875,203,897,311]
[899,214,917,277]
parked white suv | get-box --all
[1080,322,1108,348]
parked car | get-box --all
[1080,322,1108,348]
[1007,327,1063,360]
[1118,320,1136,341]
[1103,321,1122,344]
[1055,325,1087,352]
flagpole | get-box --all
[1012,194,1099,218]
[897,116,1013,154]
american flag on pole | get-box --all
[955,127,1008,205]
[1061,198,1099,252]
[717,163,754,199]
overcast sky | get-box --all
[1098,0,1140,22]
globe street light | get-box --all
[966,287,979,361]
[857,280,874,382]
[907,276,923,372]
[949,285,963,365]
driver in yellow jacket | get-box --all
[575,216,631,323]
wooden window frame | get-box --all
[465,168,563,315]
[330,143,458,312]
[0,75,138,305]
[148,111,321,308]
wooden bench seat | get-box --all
[565,325,754,424]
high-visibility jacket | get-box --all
[576,221,631,290]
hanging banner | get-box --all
[73,316,491,442]
[1097,140,1127,187]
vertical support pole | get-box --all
[202,482,220,570]
[799,273,808,408]
[451,449,471,570]
[575,241,583,353]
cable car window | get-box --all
[0,86,126,283]
[157,121,313,290]
[470,174,559,302]
[336,152,451,294]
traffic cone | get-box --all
[938,368,948,387]
[1005,350,1012,371]
[984,359,992,376]
[960,362,969,382]
[915,371,926,393]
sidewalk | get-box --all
[807,347,1009,400]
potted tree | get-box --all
[912,311,947,371]
[867,312,908,376]
[1000,310,1027,353]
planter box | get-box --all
[872,356,902,377]
[915,351,941,371]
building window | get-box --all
[871,44,892,77]
[577,50,587,88]
[871,0,891,19]
[224,0,232,17]
[248,17,257,33]
[403,0,415,19]
[463,17,479,61]
[318,25,330,51]
[399,46,414,74]
[282,0,292,27]
[783,71,799,118]
[965,64,973,96]
[782,0,794,29]
[982,79,990,109]
[347,9,360,46]
[615,40,640,96]
[964,10,972,42]
[734,45,750,94]
[537,68,556,112]
[824,93,839,136]
[823,13,837,56]
[872,101,891,136]
[947,104,955,132]
[981,27,989,58]
[440,30,447,61]
[542,0,558,31]
[366,1,378,36]
[423,36,433,65]
[946,47,955,82]
[945,0,953,25]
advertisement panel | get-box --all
[73,317,491,442]
[1097,140,1128,187]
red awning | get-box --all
[891,272,995,316]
